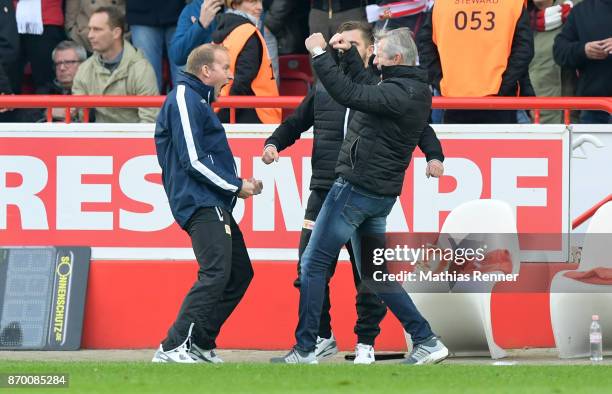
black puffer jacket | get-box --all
[311,51,431,196]
[266,47,443,191]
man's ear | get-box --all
[201,64,210,79]
[394,53,403,65]
[112,27,122,41]
[366,44,374,59]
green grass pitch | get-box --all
[1,361,611,393]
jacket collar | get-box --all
[380,65,428,83]
[175,71,216,104]
[92,40,138,77]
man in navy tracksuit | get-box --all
[152,43,262,363]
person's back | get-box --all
[418,1,534,123]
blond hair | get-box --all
[186,44,228,75]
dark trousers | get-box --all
[162,207,253,351]
[296,179,434,352]
[444,109,517,124]
[297,189,387,346]
[8,25,65,94]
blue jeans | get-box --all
[131,25,180,92]
[295,178,434,352]
[580,110,612,124]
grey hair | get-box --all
[52,40,87,62]
[375,27,417,66]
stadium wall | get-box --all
[3,123,612,350]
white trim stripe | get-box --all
[90,247,352,261]
[176,85,238,193]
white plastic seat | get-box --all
[403,199,520,359]
[550,201,612,358]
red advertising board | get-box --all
[0,125,569,261]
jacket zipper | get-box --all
[328,0,333,18]
[349,137,360,169]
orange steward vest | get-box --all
[220,23,281,124]
[432,0,524,97]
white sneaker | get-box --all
[152,343,197,363]
[402,337,449,365]
[270,347,318,364]
[189,343,224,363]
[354,343,375,365]
[314,334,338,361]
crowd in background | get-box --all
[0,0,610,124]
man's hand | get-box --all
[585,40,608,60]
[329,33,351,51]
[426,160,444,178]
[195,0,223,29]
[305,33,327,55]
[262,145,279,164]
[600,37,612,54]
[238,178,263,199]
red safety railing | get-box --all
[0,96,611,124]
[572,194,612,230]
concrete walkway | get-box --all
[1,348,610,365]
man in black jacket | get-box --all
[553,0,612,124]
[271,27,447,365]
[263,21,444,364]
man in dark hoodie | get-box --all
[212,0,281,124]
[271,28,448,365]
[553,0,612,124]
[153,43,263,363]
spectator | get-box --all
[212,0,281,124]
[309,0,366,41]
[72,7,159,123]
[418,2,534,123]
[0,0,25,122]
[65,0,126,53]
[528,0,579,124]
[263,0,309,55]
[47,40,87,121]
[260,1,279,82]
[50,40,86,94]
[11,0,65,94]
[0,0,19,96]
[553,0,612,124]
[126,0,184,92]
[169,0,223,67]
